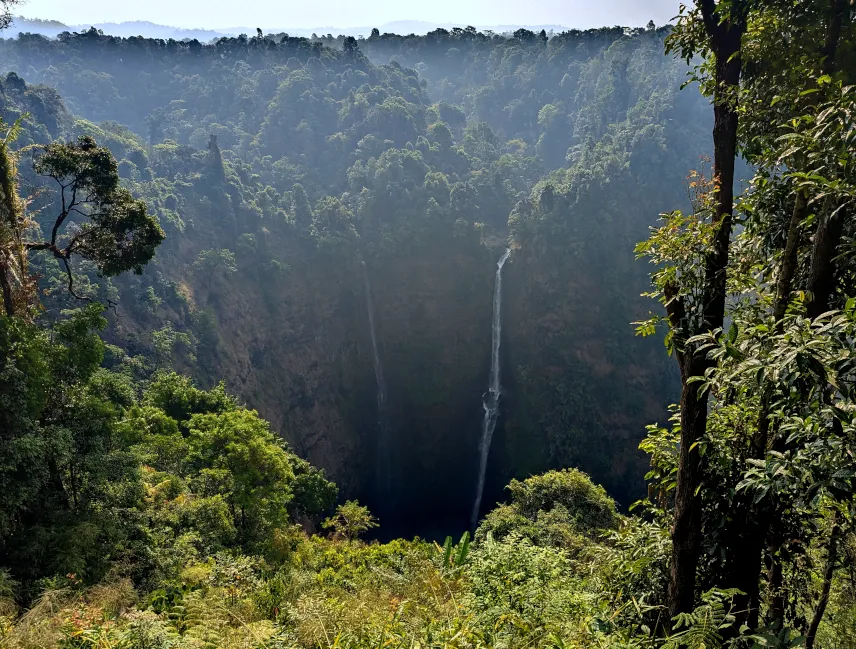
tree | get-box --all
[0,305,142,583]
[25,136,164,305]
[639,0,856,632]
[187,409,296,546]
[343,36,360,55]
[657,0,750,621]
[322,500,378,541]
[205,133,226,184]
[192,248,237,288]
[290,183,313,231]
[476,469,618,549]
[311,196,357,248]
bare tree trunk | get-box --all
[669,354,711,617]
[806,522,841,649]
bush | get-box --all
[476,469,618,549]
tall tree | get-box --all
[660,0,749,620]
[639,0,856,634]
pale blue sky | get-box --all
[19,0,678,30]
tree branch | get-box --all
[24,240,90,303]
[664,280,688,370]
[24,241,52,251]
[59,254,90,303]
[0,256,15,317]
[50,184,68,247]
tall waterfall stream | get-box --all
[471,248,511,530]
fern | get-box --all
[662,589,742,649]
[178,592,225,649]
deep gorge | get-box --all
[0,24,692,538]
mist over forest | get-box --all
[2,16,573,40]
[1,2,855,647]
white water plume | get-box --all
[471,248,511,530]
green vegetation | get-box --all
[0,1,855,647]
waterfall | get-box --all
[362,261,390,494]
[471,248,511,530]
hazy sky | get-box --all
[19,0,678,30]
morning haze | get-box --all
[20,0,677,31]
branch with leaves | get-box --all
[23,136,164,303]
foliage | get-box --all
[322,501,378,541]
[26,135,164,301]
[635,0,856,637]
[476,469,618,550]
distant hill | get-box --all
[4,17,69,38]
[288,20,569,36]
[3,16,569,41]
[79,21,228,40]
[4,16,231,40]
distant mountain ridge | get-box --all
[5,17,229,40]
[4,16,569,41]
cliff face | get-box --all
[117,235,376,496]
[116,207,676,538]
[112,213,506,535]
[501,246,677,507]
[368,242,495,532]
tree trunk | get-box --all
[820,0,848,78]
[0,258,13,317]
[669,354,710,618]
[807,207,846,319]
[722,191,808,631]
[806,522,840,649]
[667,6,745,620]
[767,544,786,625]
[719,0,848,630]
[774,191,808,324]
[804,0,848,320]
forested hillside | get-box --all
[0,24,700,530]
[1,0,855,646]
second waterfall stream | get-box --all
[471,248,512,530]
[362,261,390,496]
